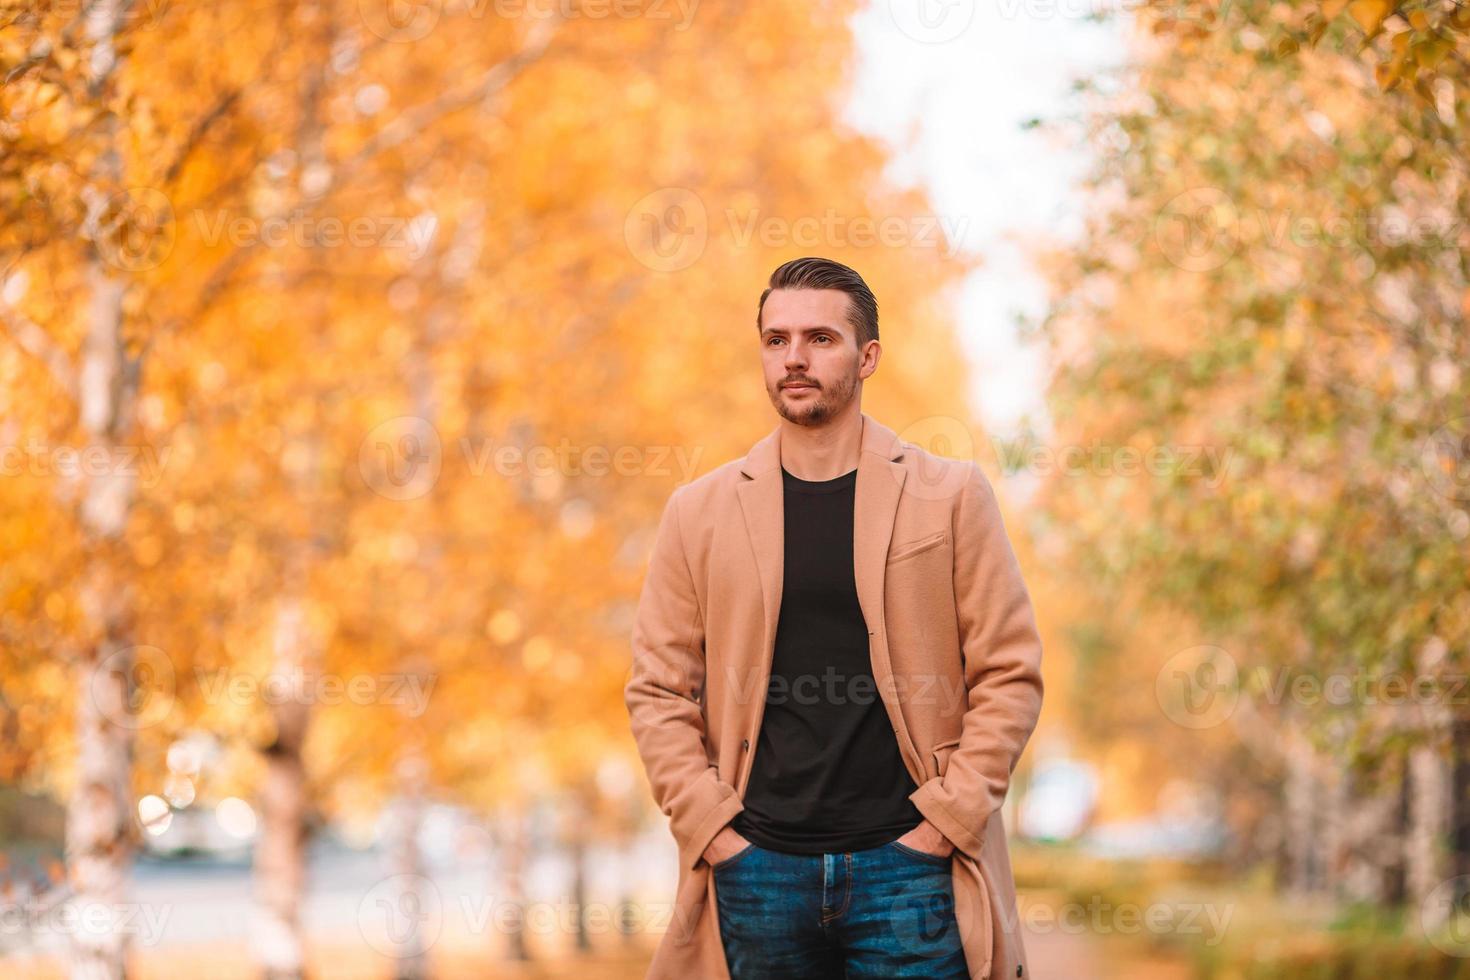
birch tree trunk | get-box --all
[1409,639,1452,927]
[565,792,592,956]
[249,4,333,974]
[67,4,143,978]
[1282,725,1329,894]
[1335,759,1402,904]
[499,810,533,963]
[252,591,312,979]
[385,751,431,980]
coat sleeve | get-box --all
[624,485,744,871]
[908,462,1044,861]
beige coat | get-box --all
[624,412,1045,979]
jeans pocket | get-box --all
[711,840,758,873]
[886,839,953,867]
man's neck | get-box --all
[779,407,863,481]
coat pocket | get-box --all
[887,530,947,564]
[932,734,962,779]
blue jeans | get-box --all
[711,836,971,979]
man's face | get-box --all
[759,288,878,426]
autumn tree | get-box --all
[1035,0,1470,922]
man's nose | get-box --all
[783,341,808,369]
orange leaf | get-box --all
[1413,35,1453,69]
[1348,0,1393,36]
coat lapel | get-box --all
[735,427,784,704]
[735,413,922,783]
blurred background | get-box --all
[2,0,1469,977]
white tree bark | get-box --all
[385,752,430,980]
[499,809,532,962]
[251,595,312,979]
[1283,724,1329,894]
[67,5,142,976]
[1409,638,1453,926]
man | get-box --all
[624,256,1044,979]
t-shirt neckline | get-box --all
[781,465,858,495]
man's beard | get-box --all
[769,369,857,426]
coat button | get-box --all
[741,738,750,750]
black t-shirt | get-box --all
[731,464,925,854]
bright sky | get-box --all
[844,1,1129,442]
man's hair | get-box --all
[756,257,879,348]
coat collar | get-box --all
[737,411,906,478]
[731,411,925,790]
